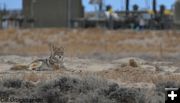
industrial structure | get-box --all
[174,0,180,27]
[23,0,84,27]
[0,0,179,29]
[71,0,175,29]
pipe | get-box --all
[67,0,71,28]
[152,0,157,14]
[125,0,129,16]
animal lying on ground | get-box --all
[10,45,65,71]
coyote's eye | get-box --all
[55,55,61,59]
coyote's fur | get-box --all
[10,44,65,71]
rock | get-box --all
[140,65,156,71]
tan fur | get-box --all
[10,65,29,71]
[10,44,65,71]
[129,59,139,67]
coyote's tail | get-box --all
[10,64,29,71]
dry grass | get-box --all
[0,74,158,103]
[98,66,180,85]
[0,28,179,57]
[98,66,156,83]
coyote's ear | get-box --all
[52,45,56,52]
[48,43,54,56]
[59,47,64,52]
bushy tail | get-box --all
[10,65,29,71]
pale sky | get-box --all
[0,0,176,11]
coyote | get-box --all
[11,44,65,71]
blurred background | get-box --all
[0,0,179,29]
[0,0,179,62]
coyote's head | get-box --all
[49,44,64,65]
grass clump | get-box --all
[0,75,166,103]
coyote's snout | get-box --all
[10,44,65,71]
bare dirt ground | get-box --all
[0,28,180,102]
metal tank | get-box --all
[174,0,180,26]
[23,0,84,28]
